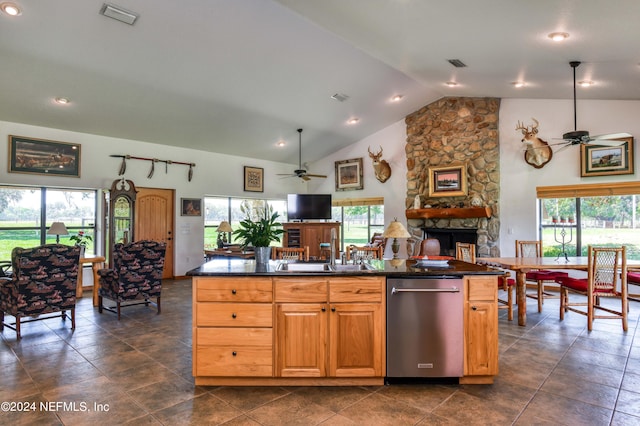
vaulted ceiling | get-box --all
[1,0,638,165]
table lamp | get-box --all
[47,222,69,243]
[382,218,411,259]
[216,221,233,248]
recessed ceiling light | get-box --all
[445,81,458,87]
[276,140,285,147]
[54,97,70,105]
[511,81,526,88]
[347,118,359,125]
[0,2,22,16]
[391,95,404,102]
[548,32,569,42]
[578,80,594,87]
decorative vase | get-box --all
[254,246,271,264]
[77,245,86,258]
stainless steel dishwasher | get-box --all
[386,276,463,378]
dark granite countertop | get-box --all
[186,258,503,277]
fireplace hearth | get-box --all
[422,228,478,256]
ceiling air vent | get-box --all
[331,93,349,102]
[447,59,467,68]
[100,3,139,25]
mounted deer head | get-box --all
[368,146,392,183]
[515,118,553,169]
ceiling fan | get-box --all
[553,61,631,150]
[277,128,327,181]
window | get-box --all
[537,182,640,260]
[0,186,97,260]
[204,196,286,248]
[332,197,384,251]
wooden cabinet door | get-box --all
[329,303,382,377]
[276,303,327,377]
[464,276,498,377]
[302,227,322,258]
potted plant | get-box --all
[69,230,92,257]
[233,201,284,263]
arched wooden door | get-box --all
[135,187,175,279]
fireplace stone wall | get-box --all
[405,97,501,257]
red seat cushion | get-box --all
[526,270,569,280]
[497,277,515,287]
[555,276,587,291]
[628,272,640,284]
[556,276,610,294]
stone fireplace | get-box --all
[405,97,501,257]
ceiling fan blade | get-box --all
[305,173,327,178]
[301,175,311,181]
[589,132,632,140]
[585,139,626,147]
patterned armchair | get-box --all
[0,244,81,339]
[98,240,166,320]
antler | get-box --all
[368,145,383,159]
[515,120,529,134]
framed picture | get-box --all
[335,157,363,191]
[181,198,202,216]
[8,135,81,177]
[580,137,634,177]
[244,166,264,192]
[428,164,468,197]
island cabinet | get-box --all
[461,275,499,384]
[274,276,384,380]
[192,277,274,380]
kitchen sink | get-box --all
[330,263,376,272]
[276,262,332,272]
[275,262,377,272]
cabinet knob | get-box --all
[231,289,237,294]
[232,313,237,318]
[331,306,336,312]
[471,306,477,311]
[232,351,237,356]
[321,306,326,312]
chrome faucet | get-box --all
[330,227,337,266]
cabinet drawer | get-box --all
[195,277,272,302]
[275,278,327,302]
[466,276,497,301]
[196,303,273,327]
[195,328,272,377]
[329,277,383,303]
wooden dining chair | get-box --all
[272,246,309,261]
[456,242,514,321]
[557,246,628,331]
[346,245,383,261]
[515,240,568,313]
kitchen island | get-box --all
[187,258,503,386]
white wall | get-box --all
[0,120,302,275]
[499,99,640,255]
[308,120,409,257]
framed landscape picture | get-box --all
[428,164,468,197]
[335,157,363,191]
[8,135,81,177]
[580,136,634,177]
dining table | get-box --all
[476,256,640,326]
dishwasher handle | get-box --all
[391,286,460,294]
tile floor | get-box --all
[1,279,639,425]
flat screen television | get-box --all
[287,194,332,221]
